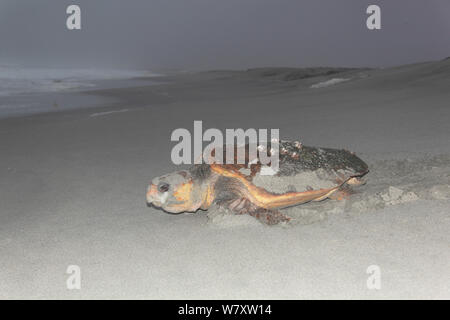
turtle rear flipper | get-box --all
[247,206,291,225]
[225,198,291,225]
[217,197,291,225]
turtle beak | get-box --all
[146,184,158,205]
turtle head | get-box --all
[146,170,203,214]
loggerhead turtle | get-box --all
[146,140,369,225]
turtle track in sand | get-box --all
[206,154,450,227]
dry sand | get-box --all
[0,60,449,299]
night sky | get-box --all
[1,0,449,70]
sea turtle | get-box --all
[146,140,369,225]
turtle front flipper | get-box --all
[211,163,346,209]
[217,197,291,225]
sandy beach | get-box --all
[0,60,449,299]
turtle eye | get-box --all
[158,182,170,193]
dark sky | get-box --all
[1,0,449,70]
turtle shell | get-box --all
[245,140,369,195]
[277,141,368,176]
